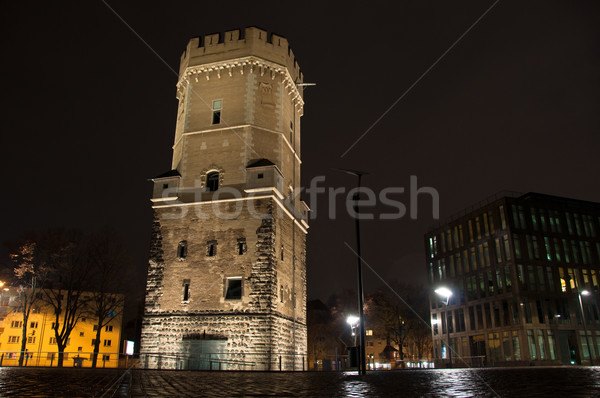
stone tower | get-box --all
[140,27,308,371]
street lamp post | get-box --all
[578,290,593,366]
[435,287,453,368]
[337,168,368,376]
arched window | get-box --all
[207,172,219,191]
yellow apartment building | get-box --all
[0,288,123,368]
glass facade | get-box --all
[427,193,600,366]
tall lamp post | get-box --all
[578,290,593,366]
[336,168,368,375]
[435,287,453,368]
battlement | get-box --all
[179,27,302,82]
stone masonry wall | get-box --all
[140,199,307,370]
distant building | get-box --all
[425,192,600,366]
[0,288,123,368]
[141,27,309,370]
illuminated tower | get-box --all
[140,27,308,371]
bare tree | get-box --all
[86,227,128,368]
[40,229,90,367]
[8,241,47,366]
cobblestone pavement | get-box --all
[0,366,599,397]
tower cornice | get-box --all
[176,56,304,115]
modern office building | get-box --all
[425,192,600,366]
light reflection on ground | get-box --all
[0,366,599,396]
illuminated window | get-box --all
[212,100,222,124]
[225,278,242,300]
[365,330,373,336]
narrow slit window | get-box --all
[182,279,190,301]
[225,278,242,300]
[280,285,284,303]
[207,241,217,257]
[281,245,284,261]
[177,241,188,259]
[237,238,247,255]
[212,100,222,124]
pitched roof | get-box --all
[151,170,181,180]
[246,159,276,168]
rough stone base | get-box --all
[140,311,307,371]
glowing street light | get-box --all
[578,289,593,365]
[346,315,360,326]
[435,287,453,367]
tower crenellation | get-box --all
[180,27,302,83]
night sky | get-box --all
[1,1,599,304]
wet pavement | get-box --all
[0,366,599,397]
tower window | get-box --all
[207,240,217,257]
[163,183,169,189]
[237,238,247,255]
[225,277,242,300]
[207,172,219,191]
[182,279,190,302]
[280,285,284,303]
[177,241,188,259]
[281,245,284,261]
[212,100,222,124]
[258,173,264,179]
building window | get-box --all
[104,340,112,347]
[177,241,188,259]
[79,332,84,337]
[258,173,264,179]
[212,100,222,124]
[103,354,111,361]
[365,330,373,336]
[49,337,57,345]
[207,171,219,191]
[281,245,284,261]
[182,279,190,302]
[30,321,38,329]
[8,336,19,343]
[77,347,83,352]
[280,285,284,303]
[105,325,113,332]
[207,240,217,257]
[225,277,242,300]
[237,238,247,255]
[10,321,22,328]
[93,325,99,332]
